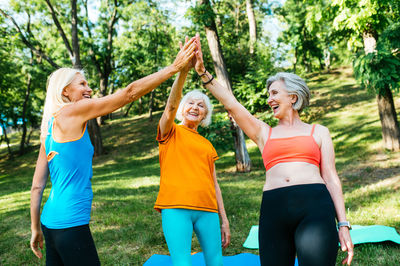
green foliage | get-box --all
[332,0,400,50]
[276,0,333,72]
[187,2,216,28]
[198,112,234,152]
[353,23,400,95]
[115,0,178,115]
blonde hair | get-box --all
[40,68,84,143]
[176,90,213,127]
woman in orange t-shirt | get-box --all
[154,37,230,266]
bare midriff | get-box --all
[263,162,324,191]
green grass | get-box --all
[0,66,399,265]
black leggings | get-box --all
[259,184,338,266]
[41,223,100,266]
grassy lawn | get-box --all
[0,67,399,265]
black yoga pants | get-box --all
[41,223,100,266]
[259,183,339,266]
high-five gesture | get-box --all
[173,36,196,72]
[194,33,206,74]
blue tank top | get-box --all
[41,117,94,229]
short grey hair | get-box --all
[266,72,310,112]
[176,89,213,127]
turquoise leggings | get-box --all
[162,208,223,266]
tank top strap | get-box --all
[267,127,272,141]
[310,124,316,136]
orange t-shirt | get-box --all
[154,123,219,213]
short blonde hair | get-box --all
[176,90,213,127]
[40,68,85,142]
[266,72,310,113]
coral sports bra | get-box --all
[262,124,321,172]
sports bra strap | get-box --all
[267,127,272,140]
[310,124,316,136]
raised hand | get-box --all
[179,36,195,72]
[194,33,206,74]
[173,36,196,72]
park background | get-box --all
[0,0,399,265]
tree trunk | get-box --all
[99,75,109,124]
[1,122,13,159]
[376,88,400,151]
[26,127,34,146]
[70,0,103,154]
[362,31,400,151]
[19,74,31,155]
[87,119,103,156]
[324,47,330,72]
[199,0,251,172]
[71,0,81,68]
[148,90,155,122]
[246,0,257,55]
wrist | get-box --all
[221,218,229,225]
[196,66,206,75]
[169,63,180,75]
[31,226,41,232]
[337,221,352,230]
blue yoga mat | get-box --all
[243,225,400,249]
[144,252,300,266]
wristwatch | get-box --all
[337,221,352,230]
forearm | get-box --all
[325,177,348,222]
[30,188,44,231]
[167,70,189,111]
[124,64,179,104]
[215,184,229,224]
[30,144,48,231]
[199,71,237,110]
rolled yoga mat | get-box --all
[243,225,400,249]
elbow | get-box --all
[31,185,45,195]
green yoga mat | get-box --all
[243,225,400,249]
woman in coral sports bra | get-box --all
[192,35,353,266]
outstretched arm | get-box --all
[30,144,49,259]
[319,126,353,265]
[193,34,268,148]
[64,37,197,124]
[159,38,193,138]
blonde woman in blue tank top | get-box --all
[30,38,197,265]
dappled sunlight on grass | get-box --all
[0,191,30,214]
[1,67,399,264]
[345,176,400,227]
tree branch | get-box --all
[0,8,60,68]
[44,0,74,61]
[83,0,102,73]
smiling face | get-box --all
[182,98,207,126]
[62,73,92,102]
[267,80,297,119]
